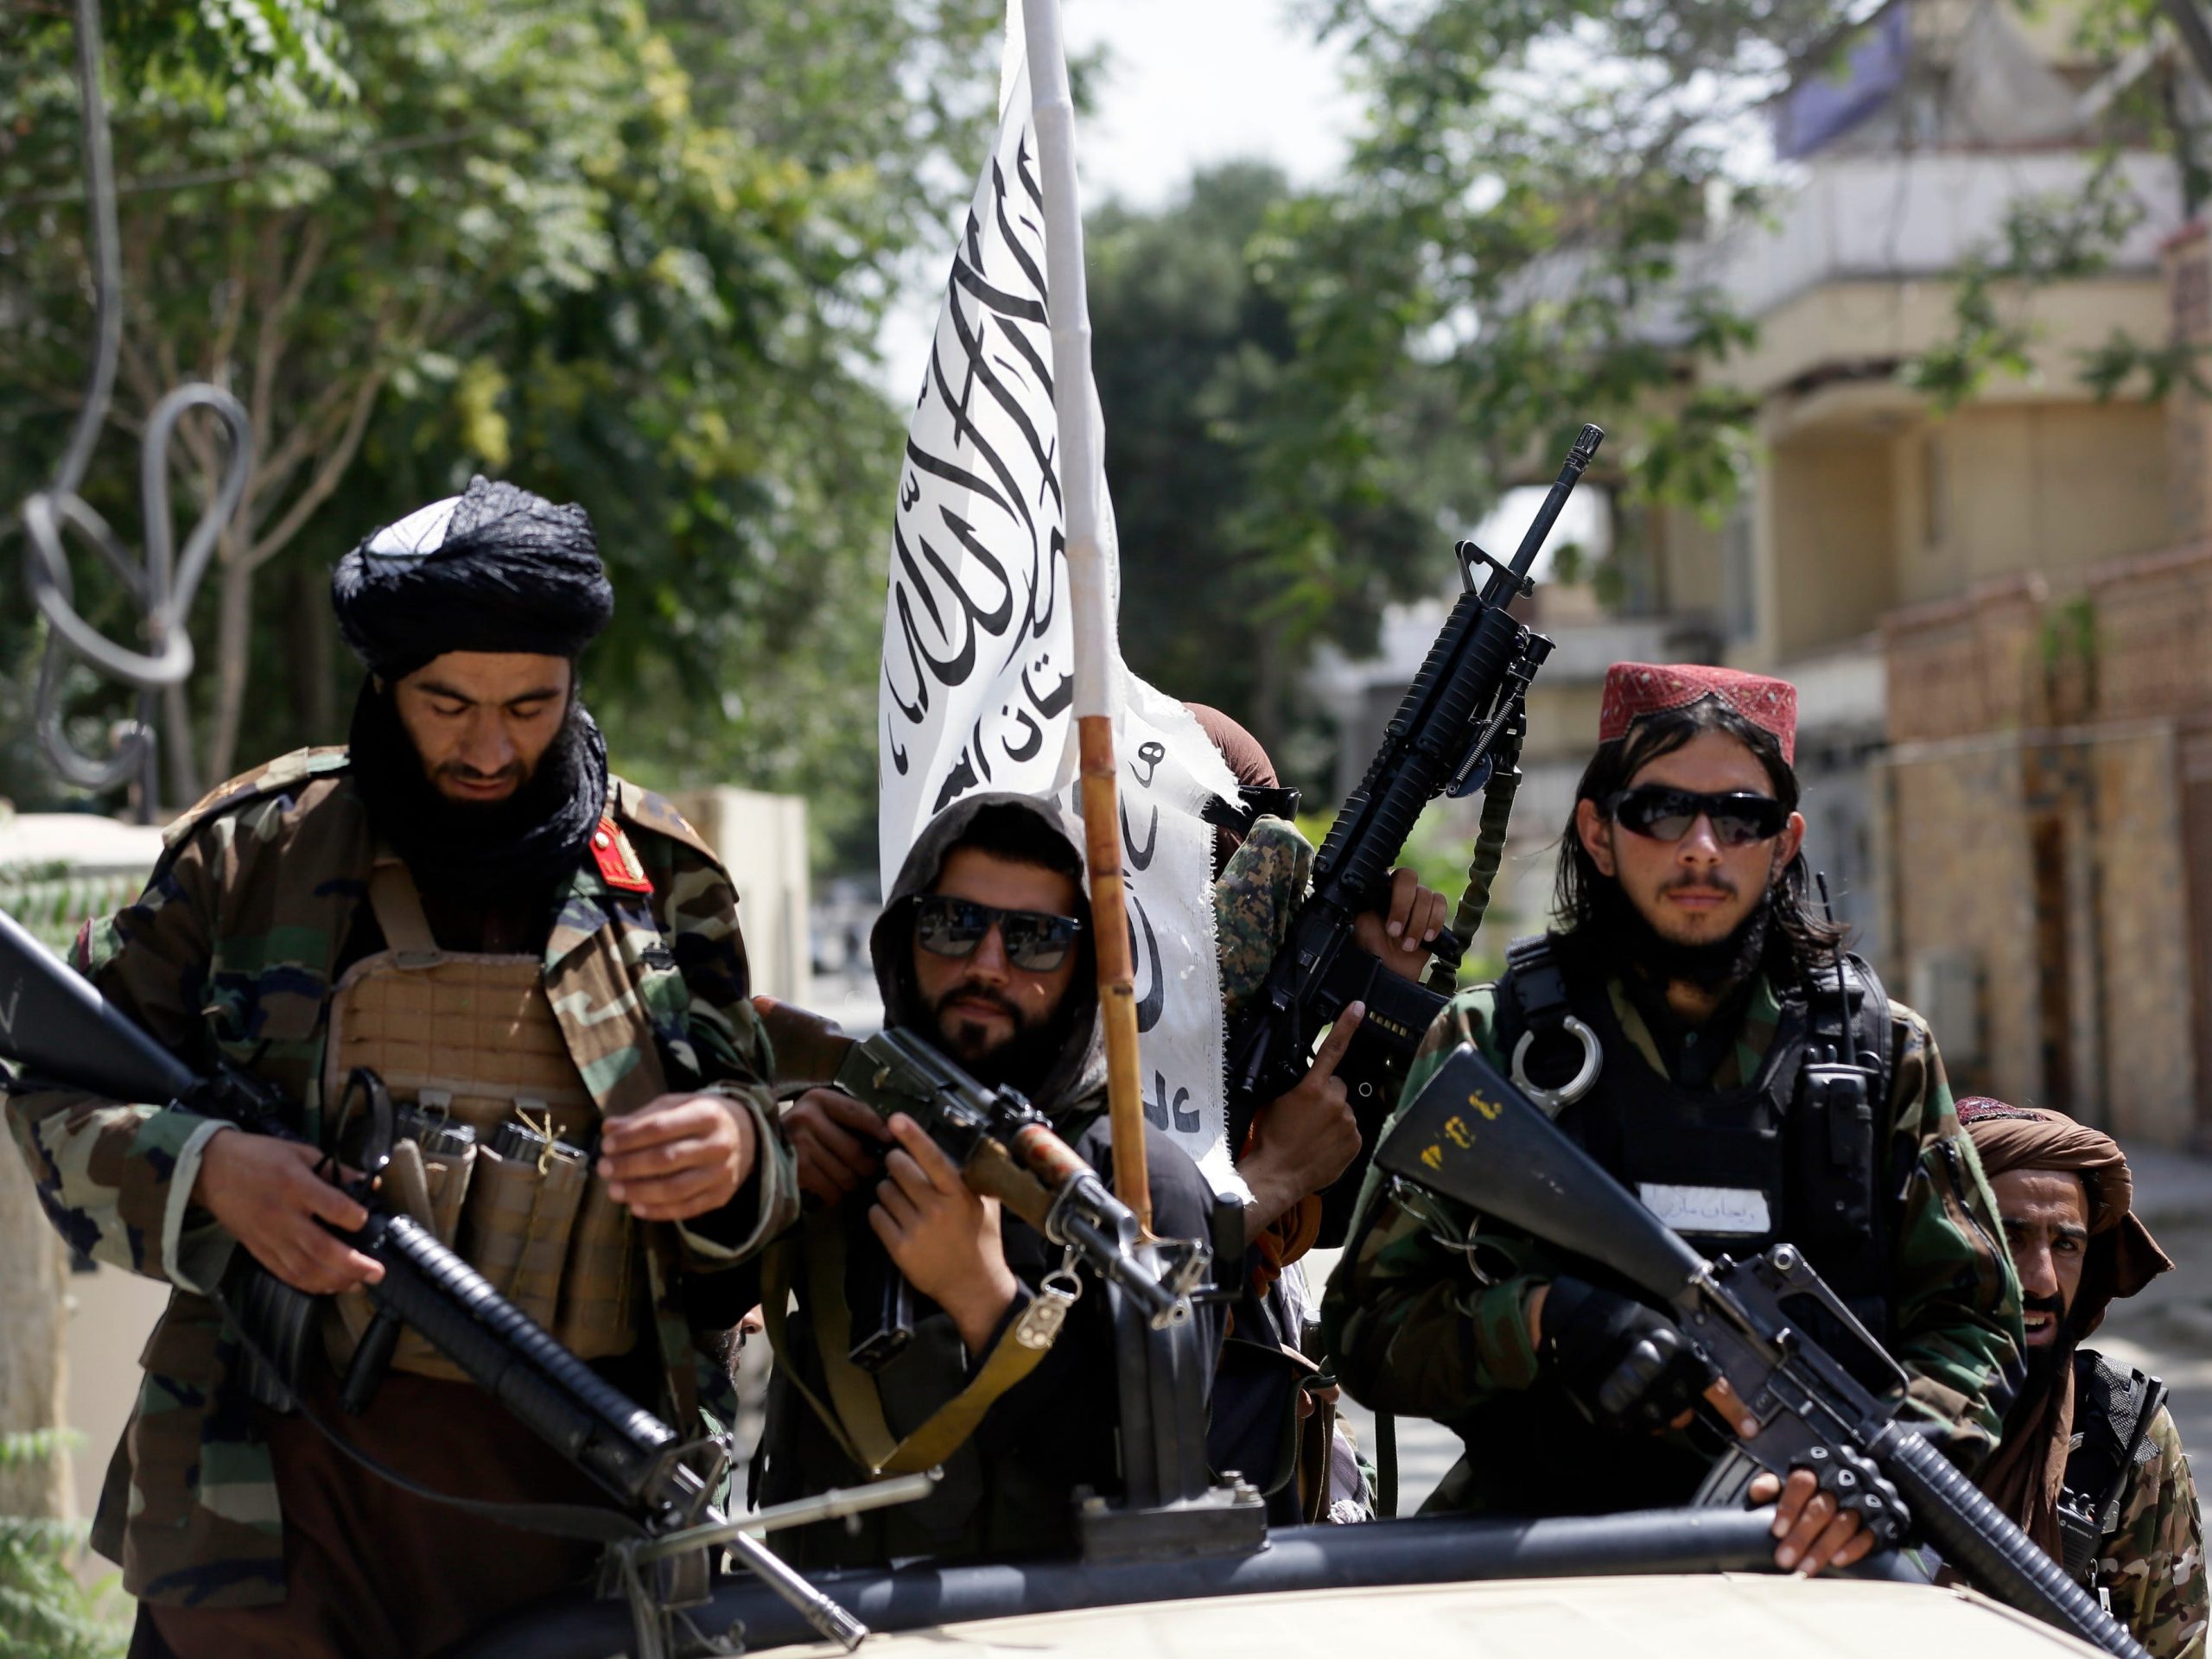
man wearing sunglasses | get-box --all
[754,791,1224,1569]
[1325,661,2022,1576]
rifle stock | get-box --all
[1372,1045,2152,1659]
[0,905,198,1103]
[1372,1046,1706,1299]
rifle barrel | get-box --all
[1494,423,1605,598]
[0,905,200,1103]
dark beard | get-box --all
[931,982,1072,1097]
[2021,1293,2074,1395]
[1580,872,1774,994]
[346,677,607,900]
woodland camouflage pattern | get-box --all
[1215,817,1313,1022]
[1215,814,1317,1278]
[3,747,798,1608]
[1321,974,2025,1502]
[2100,1405,2208,1659]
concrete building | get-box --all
[1666,0,2212,1139]
[1653,0,2189,973]
[1311,0,2211,1139]
[1871,215,2212,1147]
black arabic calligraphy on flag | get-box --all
[877,50,1247,1188]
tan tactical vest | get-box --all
[322,854,640,1377]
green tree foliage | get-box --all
[1090,162,1436,767]
[0,0,996,864]
[103,0,355,106]
[1084,6,1865,766]
[1160,0,2195,689]
[1904,0,2210,409]
[1263,2,1869,515]
[0,1431,125,1659]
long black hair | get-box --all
[1552,696,1846,984]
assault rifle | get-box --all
[755,1007,1213,1371]
[0,906,874,1657]
[1227,423,1601,1244]
[1371,1043,2152,1659]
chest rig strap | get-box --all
[1500,936,1600,1116]
[368,852,441,961]
[760,1211,1072,1478]
[2059,1350,2166,1586]
[1496,935,1901,1333]
[324,852,642,1379]
[1791,952,1897,1306]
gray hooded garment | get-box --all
[867,791,1109,1120]
[756,791,1221,1568]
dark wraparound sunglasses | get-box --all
[914,894,1084,972]
[1605,785,1789,848]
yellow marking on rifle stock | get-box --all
[1468,1090,1503,1122]
[1421,1144,1444,1171]
[1444,1115,1473,1149]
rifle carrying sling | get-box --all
[321,855,639,1377]
[760,1209,1067,1477]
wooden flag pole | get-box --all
[1023,0,1149,1230]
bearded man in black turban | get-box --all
[331,475,619,909]
[36,476,800,1659]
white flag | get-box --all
[877,26,1248,1191]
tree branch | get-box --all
[250,371,365,506]
[243,364,386,573]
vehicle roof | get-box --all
[773,1573,2104,1659]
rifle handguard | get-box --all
[363,1210,686,1507]
[958,1137,1058,1234]
[1795,1444,1905,1547]
[836,1028,1204,1332]
[1871,1424,2149,1659]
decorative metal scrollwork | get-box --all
[20,0,252,798]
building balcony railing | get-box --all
[1708,149,2183,322]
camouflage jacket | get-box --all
[2099,1403,2208,1659]
[1320,971,2024,1512]
[3,748,799,1608]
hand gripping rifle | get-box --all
[0,907,874,1656]
[1226,423,1601,1246]
[1371,1043,2151,1659]
[761,1010,1212,1372]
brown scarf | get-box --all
[1959,1098,2174,1555]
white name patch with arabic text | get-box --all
[1637,1183,1772,1236]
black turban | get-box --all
[330,476,613,680]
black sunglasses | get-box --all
[914,894,1084,973]
[1605,785,1789,848]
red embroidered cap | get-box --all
[1598,662,1798,765]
